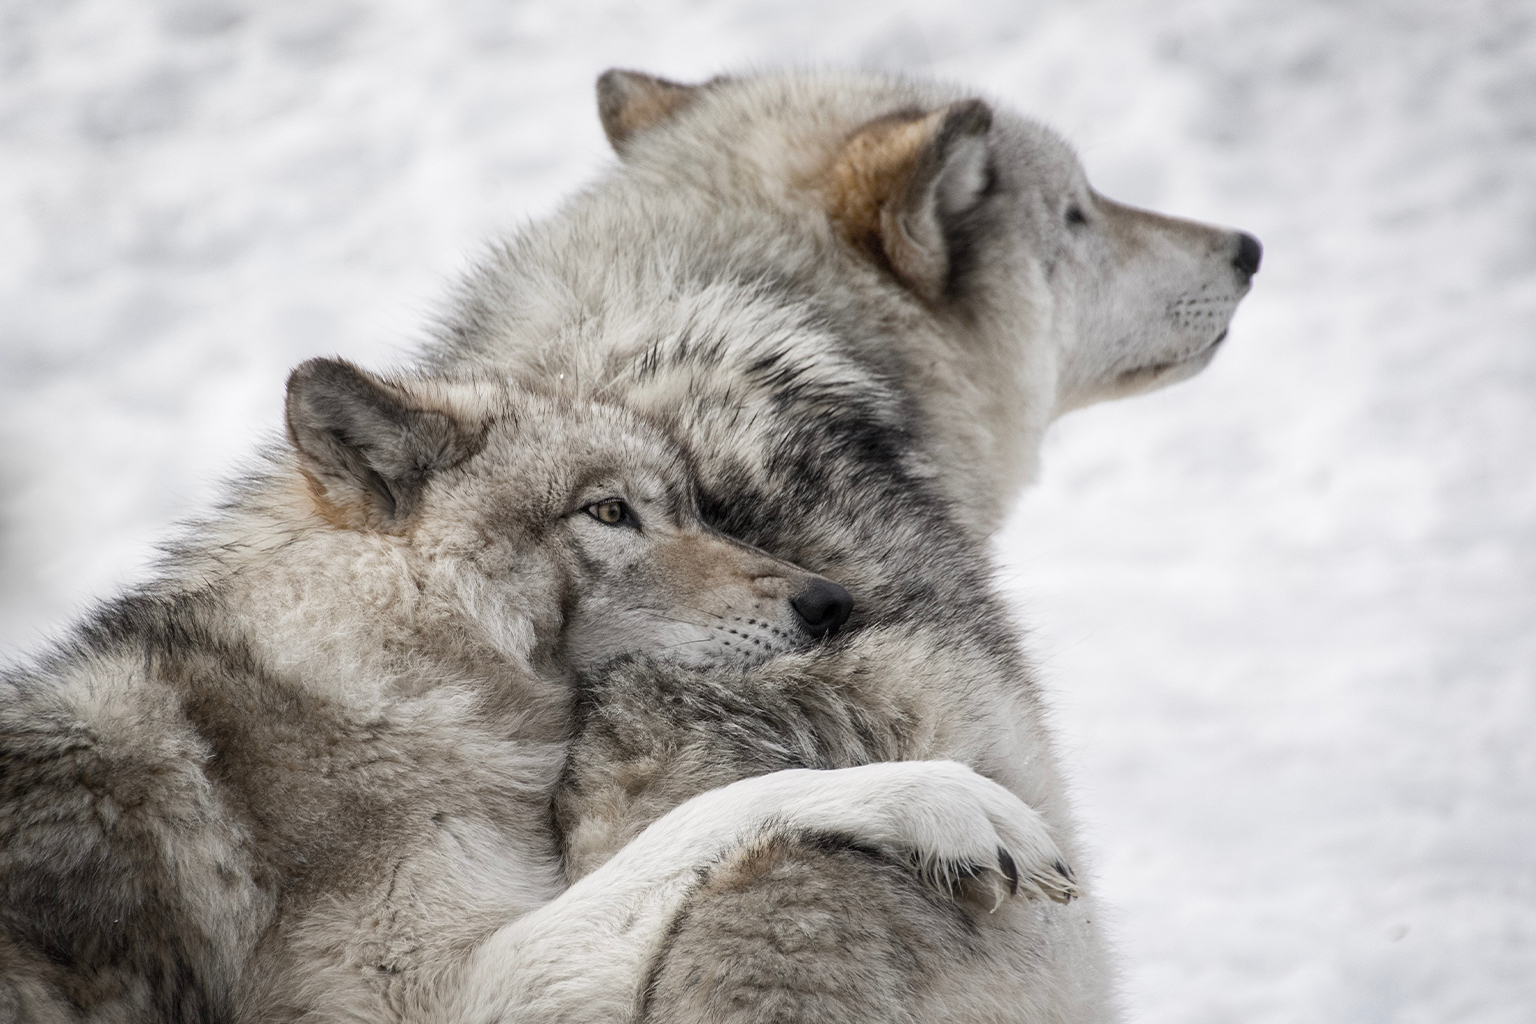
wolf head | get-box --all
[591,69,1259,518]
[278,358,851,683]
[598,69,1257,409]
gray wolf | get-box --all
[0,359,1068,1021]
[427,68,1259,1021]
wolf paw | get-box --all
[943,844,1079,912]
[785,761,1077,909]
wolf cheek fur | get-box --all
[460,69,1258,1022]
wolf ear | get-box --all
[284,359,479,530]
[823,99,993,302]
[596,69,699,158]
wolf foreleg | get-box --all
[435,760,1069,1024]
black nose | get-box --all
[1233,232,1263,280]
[790,580,854,640]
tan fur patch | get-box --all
[820,109,941,277]
[651,534,796,603]
[297,465,371,532]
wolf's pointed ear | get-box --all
[596,69,698,158]
[823,99,994,302]
[284,359,479,530]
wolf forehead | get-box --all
[285,359,695,526]
[599,72,1064,264]
[603,68,1079,185]
[465,394,691,502]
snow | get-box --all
[2,1,1532,1020]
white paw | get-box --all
[780,761,1077,907]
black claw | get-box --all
[1054,859,1075,883]
[998,848,1019,896]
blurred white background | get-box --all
[1,1,1532,1021]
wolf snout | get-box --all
[790,580,854,639]
[1232,231,1263,282]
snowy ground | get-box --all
[2,1,1532,1021]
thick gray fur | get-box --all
[0,67,1258,1023]
[432,68,1259,1022]
[6,359,1045,1021]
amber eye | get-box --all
[586,500,630,525]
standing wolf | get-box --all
[428,69,1260,1022]
[0,360,1067,1022]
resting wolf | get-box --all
[426,69,1260,1021]
[0,360,1069,1021]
